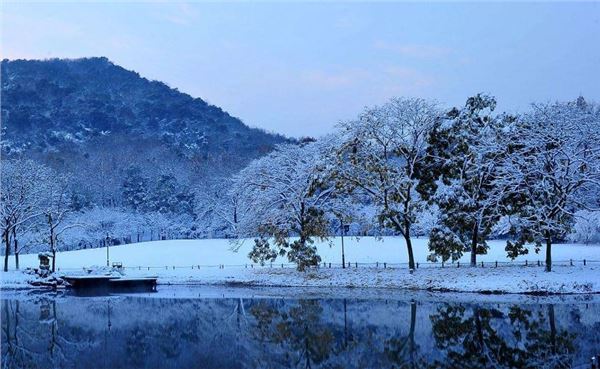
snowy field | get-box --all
[2,237,600,294]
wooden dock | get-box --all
[109,277,158,291]
[62,275,114,289]
[62,275,157,292]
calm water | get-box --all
[2,287,600,369]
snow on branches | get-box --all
[333,97,440,271]
[498,99,600,271]
[231,140,335,270]
[1,159,51,271]
[420,94,510,265]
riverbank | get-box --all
[2,238,599,295]
[2,263,599,295]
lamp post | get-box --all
[340,219,346,269]
[106,234,111,267]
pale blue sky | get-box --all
[2,1,599,137]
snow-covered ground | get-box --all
[2,237,600,294]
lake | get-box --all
[2,287,599,369]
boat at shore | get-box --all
[62,275,158,292]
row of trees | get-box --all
[233,95,600,272]
[1,94,598,274]
[0,160,73,272]
[0,162,197,272]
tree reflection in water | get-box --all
[1,293,595,369]
[429,304,575,369]
[383,301,427,369]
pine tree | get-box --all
[121,166,148,211]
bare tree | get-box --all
[195,178,240,238]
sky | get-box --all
[2,1,599,138]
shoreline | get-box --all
[2,263,599,296]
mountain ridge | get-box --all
[0,56,290,207]
[1,56,288,157]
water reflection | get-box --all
[429,304,577,368]
[2,292,599,369]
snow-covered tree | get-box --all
[61,207,136,248]
[121,165,149,211]
[499,98,600,271]
[232,141,335,271]
[1,159,50,270]
[568,210,600,244]
[420,94,508,265]
[195,178,240,238]
[146,174,195,216]
[315,134,379,266]
[333,97,440,272]
[41,171,77,272]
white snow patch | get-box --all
[2,237,599,294]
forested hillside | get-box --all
[1,57,288,209]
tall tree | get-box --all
[42,172,75,272]
[498,99,600,271]
[232,141,334,271]
[334,97,439,272]
[1,159,49,271]
[147,174,195,216]
[121,166,149,211]
[195,178,240,238]
[420,94,507,266]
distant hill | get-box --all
[0,57,289,206]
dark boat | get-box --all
[63,275,158,292]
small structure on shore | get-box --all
[38,252,53,271]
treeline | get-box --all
[231,95,600,272]
[0,160,199,272]
[1,94,599,273]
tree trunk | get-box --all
[13,227,19,270]
[48,214,56,273]
[474,308,485,357]
[3,229,10,272]
[402,186,415,272]
[409,301,417,363]
[405,229,415,272]
[545,236,552,272]
[470,221,478,267]
[51,249,56,273]
[548,304,556,354]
